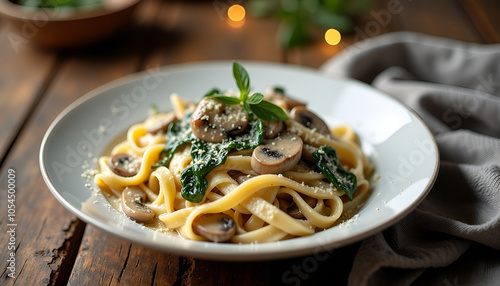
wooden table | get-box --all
[1,0,499,285]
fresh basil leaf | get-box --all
[205,95,241,105]
[249,100,289,121]
[273,86,285,94]
[243,101,254,117]
[233,62,250,101]
[203,88,221,98]
[312,146,357,200]
[247,93,264,105]
[149,103,159,116]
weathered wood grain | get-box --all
[68,226,181,285]
[142,1,282,67]
[2,1,499,285]
[64,2,282,285]
[0,175,85,285]
[460,0,500,43]
[388,0,484,43]
[0,24,58,165]
[0,13,145,286]
[284,0,394,68]
[65,2,281,285]
[188,259,270,286]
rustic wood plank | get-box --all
[70,230,270,286]
[141,3,281,284]
[137,2,366,285]
[69,2,282,285]
[67,226,181,285]
[0,165,86,285]
[284,0,393,68]
[288,0,491,67]
[0,24,58,165]
[62,1,196,285]
[459,0,500,43]
[269,242,360,285]
[2,1,493,286]
[0,11,147,285]
[388,0,484,43]
[188,259,270,286]
[142,1,282,67]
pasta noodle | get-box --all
[95,87,373,244]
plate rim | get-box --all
[39,60,440,261]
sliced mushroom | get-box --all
[144,112,176,134]
[193,213,236,242]
[290,106,331,137]
[301,144,318,163]
[287,196,317,219]
[191,98,249,143]
[121,186,154,222]
[263,120,285,139]
[251,132,303,174]
[108,153,141,177]
[267,88,306,109]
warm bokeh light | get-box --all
[325,28,341,45]
[228,4,246,22]
[227,18,245,28]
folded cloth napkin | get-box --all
[321,32,500,285]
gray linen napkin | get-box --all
[321,32,500,285]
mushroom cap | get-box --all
[266,88,306,110]
[290,106,331,137]
[144,112,176,134]
[251,131,303,174]
[191,98,249,143]
[221,104,249,136]
[263,120,285,139]
[193,213,236,242]
[108,153,141,177]
[121,186,154,222]
[301,144,318,163]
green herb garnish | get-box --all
[154,62,290,203]
[273,86,285,94]
[149,103,160,116]
[206,62,288,122]
[312,146,357,200]
[233,61,251,102]
[154,114,264,203]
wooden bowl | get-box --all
[0,0,142,48]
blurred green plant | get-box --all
[15,0,101,8]
[248,0,371,48]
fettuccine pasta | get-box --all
[94,64,373,244]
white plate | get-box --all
[40,61,439,261]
